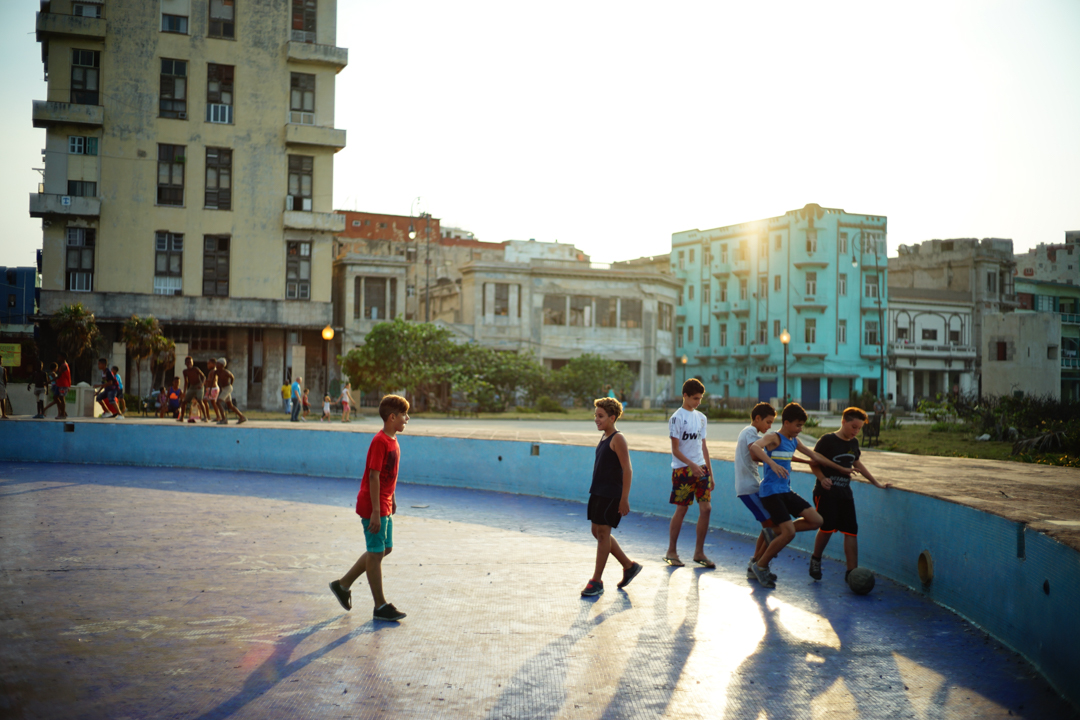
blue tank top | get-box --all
[759,433,797,498]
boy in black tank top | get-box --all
[582,397,644,597]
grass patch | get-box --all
[813,424,1016,462]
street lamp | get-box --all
[321,324,334,395]
[680,354,688,387]
[780,328,790,404]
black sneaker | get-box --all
[329,580,351,611]
[373,603,406,621]
[581,579,604,597]
[617,562,643,589]
[809,556,822,580]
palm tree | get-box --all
[151,336,176,391]
[121,315,165,399]
[51,303,100,379]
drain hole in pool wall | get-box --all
[1043,580,1050,596]
[918,550,934,586]
[497,456,502,462]
[64,423,75,433]
[531,444,540,456]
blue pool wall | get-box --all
[2,421,1078,709]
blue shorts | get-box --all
[361,515,393,553]
[739,493,773,525]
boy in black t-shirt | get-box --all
[808,406,892,582]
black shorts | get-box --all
[587,494,623,529]
[814,485,858,535]
[760,492,811,525]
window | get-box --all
[738,241,748,261]
[169,326,227,352]
[68,136,98,155]
[720,283,727,302]
[996,341,1007,361]
[758,276,768,298]
[677,290,683,306]
[543,294,566,325]
[774,234,782,250]
[157,144,185,206]
[570,295,591,326]
[209,0,236,38]
[703,247,711,265]
[897,327,908,340]
[806,230,817,253]
[206,64,234,123]
[677,250,684,270]
[759,239,767,258]
[689,249,695,264]
[773,274,780,292]
[73,3,103,17]
[677,327,684,347]
[287,155,313,211]
[203,235,230,296]
[701,324,710,346]
[837,319,847,344]
[687,326,694,343]
[162,14,189,33]
[738,322,747,346]
[595,297,617,327]
[703,284,711,304]
[286,241,311,299]
[864,320,880,346]
[805,271,817,296]
[720,244,728,264]
[805,318,816,344]
[922,328,938,341]
[66,227,95,291]
[864,274,879,298]
[620,298,642,328]
[839,232,848,254]
[837,273,847,296]
[773,320,780,338]
[290,73,315,124]
[757,321,767,344]
[1048,346,1058,360]
[292,0,317,42]
[658,302,673,331]
[365,277,388,319]
[154,232,184,295]
[688,285,694,301]
[949,329,961,344]
[987,272,997,293]
[204,148,232,210]
[738,278,747,301]
[159,59,187,118]
[719,324,727,347]
[70,49,100,105]
[66,181,97,197]
[494,283,511,317]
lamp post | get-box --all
[321,324,334,395]
[680,354,688,388]
[780,329,790,403]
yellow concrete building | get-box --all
[31,0,346,408]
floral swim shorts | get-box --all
[670,466,713,506]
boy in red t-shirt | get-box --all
[330,394,410,622]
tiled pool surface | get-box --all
[1,462,1076,719]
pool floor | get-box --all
[1,462,1076,719]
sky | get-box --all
[2,0,1079,267]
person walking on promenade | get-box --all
[215,358,246,424]
[321,394,331,421]
[290,376,303,422]
[329,395,410,622]
[95,358,122,418]
[281,381,291,415]
[735,403,779,584]
[665,378,716,568]
[204,358,221,423]
[41,360,67,419]
[29,361,48,418]
[301,387,311,421]
[340,382,354,422]
[112,366,127,416]
[581,396,642,597]
[178,357,205,424]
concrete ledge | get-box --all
[283,210,346,232]
[3,419,1078,709]
[32,100,103,128]
[29,192,101,218]
[286,41,348,70]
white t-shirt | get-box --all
[669,406,708,469]
[734,425,763,496]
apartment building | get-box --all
[672,204,888,409]
[31,0,347,406]
[1014,232,1080,286]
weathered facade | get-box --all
[981,312,1062,399]
[31,0,347,406]
[1014,232,1080,286]
[1013,278,1080,401]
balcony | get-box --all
[732,259,751,276]
[750,344,771,359]
[283,209,345,232]
[889,341,977,359]
[1062,313,1080,325]
[793,299,827,313]
[1062,356,1079,369]
[730,299,750,316]
[711,301,729,317]
[32,100,103,128]
[675,306,687,320]
[287,41,349,71]
[861,294,885,312]
[29,193,100,218]
[732,345,750,359]
[858,251,888,269]
[36,12,106,41]
[285,123,347,150]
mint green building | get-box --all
[671,204,888,410]
[1015,278,1080,401]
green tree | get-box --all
[453,346,548,411]
[121,315,167,399]
[50,303,100,380]
[554,354,636,407]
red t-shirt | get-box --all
[57,362,71,388]
[356,431,399,518]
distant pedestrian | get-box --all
[95,358,122,418]
[41,361,65,419]
[281,382,292,414]
[55,354,71,419]
[215,358,246,425]
[157,385,169,418]
[322,394,331,421]
[29,361,48,418]
[179,356,205,423]
[0,365,9,419]
[112,366,127,415]
[302,387,311,420]
[290,376,303,422]
[166,378,183,418]
[340,382,354,423]
[205,358,220,423]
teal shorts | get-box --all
[361,515,393,553]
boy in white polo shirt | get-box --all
[735,402,779,583]
[665,378,715,568]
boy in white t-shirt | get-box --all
[735,402,780,583]
[665,378,715,568]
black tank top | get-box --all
[590,431,623,499]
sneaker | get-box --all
[373,603,406,621]
[751,563,776,589]
[329,580,351,611]
[617,562,643,589]
[114,414,124,419]
[809,556,822,580]
[747,560,778,582]
[581,579,604,597]
[100,413,113,419]
[237,417,247,425]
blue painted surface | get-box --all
[3,420,1078,709]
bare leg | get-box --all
[608,535,631,570]
[757,521,795,567]
[364,552,386,608]
[667,505,689,560]
[693,501,712,561]
[229,400,246,423]
[843,534,858,571]
[339,553,370,589]
[813,529,832,560]
[752,529,768,562]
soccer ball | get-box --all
[847,567,876,595]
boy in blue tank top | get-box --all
[749,403,852,588]
[581,397,643,597]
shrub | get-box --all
[929,421,966,433]
[804,415,820,428]
[535,395,568,413]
